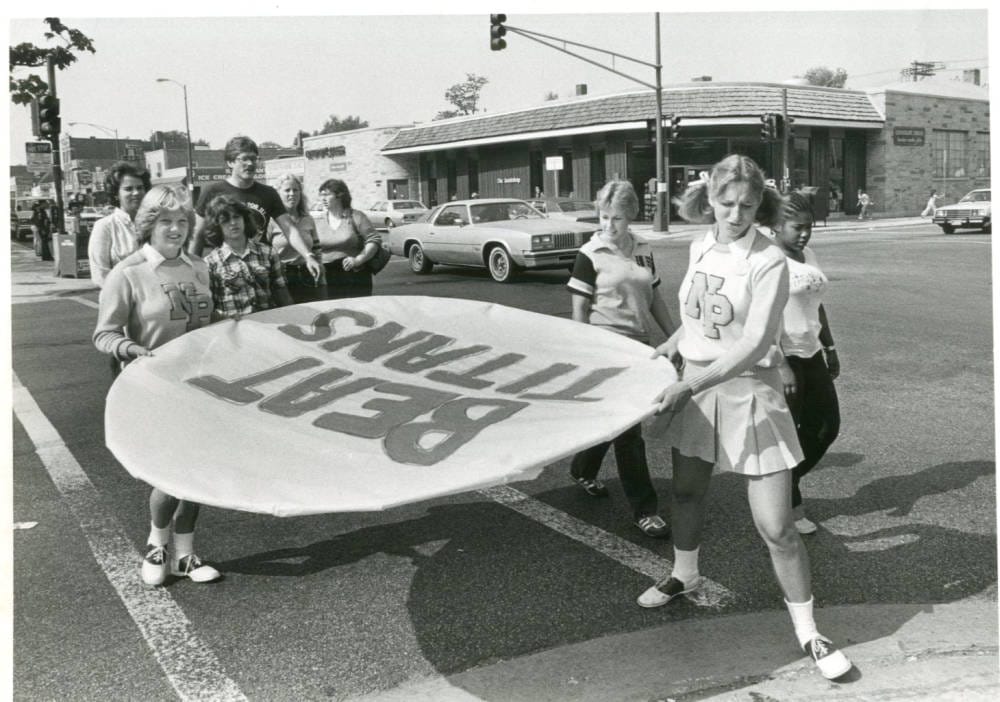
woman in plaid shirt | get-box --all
[203,195,294,318]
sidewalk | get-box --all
[351,598,997,701]
[632,215,929,241]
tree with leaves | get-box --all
[316,114,369,135]
[801,66,848,88]
[9,18,96,104]
[434,73,489,120]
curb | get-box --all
[343,599,998,702]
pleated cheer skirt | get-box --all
[661,361,804,476]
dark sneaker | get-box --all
[141,544,169,586]
[171,554,221,583]
[635,514,670,538]
[637,575,702,608]
[804,636,852,679]
[571,474,609,497]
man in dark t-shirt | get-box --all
[188,136,321,281]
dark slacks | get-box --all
[570,423,658,519]
[786,351,841,507]
[283,262,327,304]
[321,259,373,300]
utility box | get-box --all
[52,215,86,278]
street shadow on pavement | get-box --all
[211,458,995,698]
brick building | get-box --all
[300,126,418,209]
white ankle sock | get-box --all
[148,522,170,548]
[172,531,194,560]
[785,597,820,648]
[671,547,700,586]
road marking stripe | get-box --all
[11,294,99,308]
[479,485,733,609]
[12,373,247,702]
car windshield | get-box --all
[959,191,991,203]
[393,201,424,210]
[471,201,545,223]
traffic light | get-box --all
[645,118,657,142]
[490,14,507,51]
[669,114,682,141]
[759,113,775,141]
[786,116,795,140]
[38,93,61,142]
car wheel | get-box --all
[983,222,991,234]
[941,224,954,235]
[408,243,433,274]
[385,218,395,229]
[487,245,517,283]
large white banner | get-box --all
[106,296,677,516]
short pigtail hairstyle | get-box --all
[673,178,715,224]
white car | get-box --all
[362,200,429,229]
[933,189,991,234]
[387,198,596,283]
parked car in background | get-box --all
[529,197,599,224]
[362,200,429,229]
[387,198,596,283]
[933,188,991,234]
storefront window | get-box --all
[972,132,990,178]
[828,137,844,213]
[932,130,968,178]
[792,137,809,190]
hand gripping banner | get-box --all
[105,296,677,516]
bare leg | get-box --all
[746,470,811,602]
[670,449,714,550]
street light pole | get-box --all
[652,13,668,232]
[156,78,194,192]
[68,121,120,160]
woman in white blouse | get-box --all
[88,163,152,287]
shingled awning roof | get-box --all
[382,83,884,154]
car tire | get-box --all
[385,218,395,229]
[983,222,991,234]
[941,223,954,235]
[487,245,517,283]
[408,243,433,274]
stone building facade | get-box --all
[865,81,990,216]
[300,126,420,209]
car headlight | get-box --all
[532,234,554,250]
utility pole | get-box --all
[46,57,65,233]
[781,87,790,192]
[652,14,668,232]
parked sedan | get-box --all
[529,197,599,223]
[387,198,597,283]
[362,199,429,229]
[933,188,991,234]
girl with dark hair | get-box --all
[203,195,293,319]
[315,178,382,299]
[637,155,852,680]
[88,162,152,286]
[771,190,840,535]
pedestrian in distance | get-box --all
[203,195,294,319]
[31,201,53,261]
[188,135,322,285]
[856,188,872,220]
[314,178,382,300]
[566,179,676,539]
[268,173,326,303]
[920,189,939,217]
[637,155,852,681]
[771,190,841,535]
[93,184,222,587]
[88,162,152,287]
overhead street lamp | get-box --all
[68,121,120,160]
[156,77,194,192]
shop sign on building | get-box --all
[892,127,925,146]
[545,156,564,171]
[497,177,521,184]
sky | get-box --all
[4,2,993,166]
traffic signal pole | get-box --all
[46,57,65,233]
[493,14,672,230]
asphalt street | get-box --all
[9,220,997,701]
